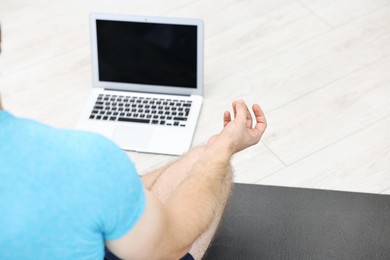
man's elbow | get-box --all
[163,246,192,260]
[153,234,193,260]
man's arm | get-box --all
[141,164,171,190]
[141,145,206,191]
[106,100,267,260]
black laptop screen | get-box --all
[96,20,197,89]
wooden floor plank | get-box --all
[298,0,390,27]
[258,116,390,194]
[263,55,390,164]
[204,1,331,85]
[210,4,390,114]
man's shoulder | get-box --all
[22,119,133,175]
[60,128,116,150]
[2,112,116,152]
[56,129,130,167]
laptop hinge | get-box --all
[103,88,192,97]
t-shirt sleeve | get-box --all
[88,135,146,241]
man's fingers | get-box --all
[231,101,266,133]
[223,111,231,127]
[252,103,267,131]
[235,100,253,128]
[232,100,238,119]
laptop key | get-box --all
[174,117,187,121]
[118,118,150,124]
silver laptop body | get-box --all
[77,13,204,155]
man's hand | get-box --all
[208,100,267,157]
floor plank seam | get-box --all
[253,166,287,185]
[262,141,288,167]
[380,187,390,194]
[295,0,335,29]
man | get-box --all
[0,24,267,259]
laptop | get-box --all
[77,13,204,155]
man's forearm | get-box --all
[141,164,172,190]
[141,146,207,191]
[161,146,233,251]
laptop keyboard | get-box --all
[89,94,192,127]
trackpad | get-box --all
[112,125,153,151]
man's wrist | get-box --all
[205,142,234,163]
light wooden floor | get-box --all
[1,0,389,194]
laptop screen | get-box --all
[96,20,198,89]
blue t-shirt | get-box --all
[0,111,146,259]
